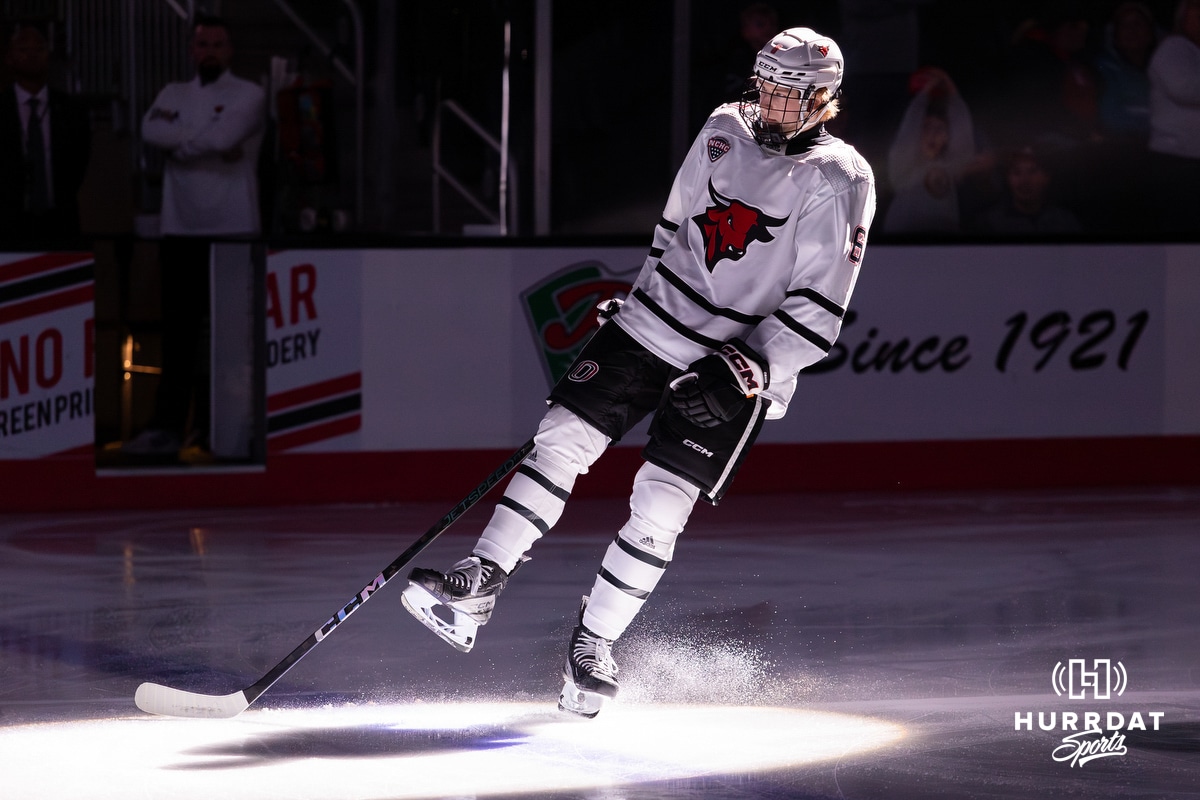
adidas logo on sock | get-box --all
[639,535,657,549]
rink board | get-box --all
[1,243,1197,510]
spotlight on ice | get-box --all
[0,701,904,799]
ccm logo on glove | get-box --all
[669,339,770,428]
[719,342,766,394]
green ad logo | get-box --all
[522,261,634,385]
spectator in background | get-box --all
[1095,1,1160,140]
[880,66,993,234]
[971,144,1082,236]
[1002,3,1111,231]
[0,21,91,244]
[1147,0,1200,236]
[837,0,934,173]
[1002,1,1101,149]
[126,15,265,458]
[1090,1,1160,232]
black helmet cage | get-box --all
[740,76,834,147]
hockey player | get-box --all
[402,28,876,717]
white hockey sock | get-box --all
[582,463,699,641]
[474,406,609,573]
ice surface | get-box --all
[2,488,1199,798]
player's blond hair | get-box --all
[814,88,840,123]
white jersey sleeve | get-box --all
[746,145,876,416]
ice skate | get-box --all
[557,597,620,718]
[401,555,521,653]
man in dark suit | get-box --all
[0,21,91,245]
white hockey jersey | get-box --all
[612,103,876,419]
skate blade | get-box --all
[401,582,477,653]
[557,675,606,718]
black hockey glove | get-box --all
[669,339,770,428]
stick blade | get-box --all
[135,682,250,719]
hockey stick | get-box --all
[134,438,535,718]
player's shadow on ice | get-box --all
[173,722,528,770]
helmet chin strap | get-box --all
[794,94,830,135]
[759,98,826,146]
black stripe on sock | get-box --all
[615,535,670,569]
[499,497,550,535]
[516,464,570,502]
[598,567,651,599]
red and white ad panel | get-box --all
[0,243,1196,511]
[265,250,362,453]
[0,251,94,460]
[765,244,1174,443]
[354,244,1199,448]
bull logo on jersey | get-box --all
[692,180,788,272]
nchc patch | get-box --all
[707,136,731,162]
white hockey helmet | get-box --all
[741,27,844,145]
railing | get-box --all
[60,0,192,213]
[268,0,364,227]
[432,99,519,235]
[431,18,518,235]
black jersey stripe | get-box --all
[658,217,680,232]
[516,464,570,501]
[654,263,766,325]
[615,534,670,569]
[499,497,551,535]
[772,309,833,352]
[632,288,725,350]
[598,567,651,599]
[785,287,846,318]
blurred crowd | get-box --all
[693,0,1200,239]
[3,1,1198,242]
